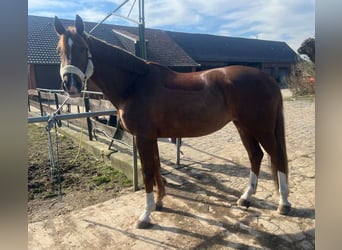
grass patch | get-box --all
[93,164,132,187]
[28,123,131,200]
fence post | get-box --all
[176,138,181,165]
[54,93,62,127]
[37,90,44,116]
[84,96,93,141]
[28,97,31,112]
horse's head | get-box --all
[54,15,93,96]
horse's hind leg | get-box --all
[134,135,165,228]
[234,122,264,208]
[154,164,166,211]
[258,134,291,214]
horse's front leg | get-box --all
[134,135,165,229]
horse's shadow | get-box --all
[165,179,316,218]
[157,206,314,246]
[82,219,177,249]
[160,141,274,181]
[160,158,314,220]
[83,205,314,249]
[82,153,314,249]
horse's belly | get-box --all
[157,111,232,138]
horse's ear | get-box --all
[75,15,84,35]
[54,16,66,35]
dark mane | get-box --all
[86,34,150,75]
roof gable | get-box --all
[112,26,199,67]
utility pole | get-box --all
[89,0,129,34]
[138,0,146,59]
[90,0,146,60]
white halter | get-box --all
[59,51,94,83]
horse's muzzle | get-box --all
[62,74,83,97]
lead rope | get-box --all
[45,79,87,196]
[54,119,62,196]
[70,79,88,165]
[60,47,94,165]
[46,95,70,196]
[45,118,58,194]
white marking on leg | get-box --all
[138,192,156,223]
[240,171,258,200]
[278,171,291,206]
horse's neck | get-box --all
[87,35,148,107]
[87,35,148,74]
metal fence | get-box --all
[28,89,139,191]
[28,88,182,192]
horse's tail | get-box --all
[272,97,288,191]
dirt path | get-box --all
[28,124,132,223]
[28,97,315,249]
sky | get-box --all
[28,0,315,52]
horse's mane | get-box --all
[86,34,150,76]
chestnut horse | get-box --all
[54,15,291,228]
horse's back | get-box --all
[224,65,280,94]
[126,64,282,138]
[149,63,279,97]
[200,65,282,110]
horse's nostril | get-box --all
[68,84,79,96]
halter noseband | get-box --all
[59,50,94,83]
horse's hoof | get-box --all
[136,220,153,229]
[277,204,291,215]
[155,201,163,211]
[237,198,250,208]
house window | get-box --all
[278,67,289,88]
[263,67,274,77]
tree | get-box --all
[297,37,315,63]
[285,59,315,96]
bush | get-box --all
[285,59,315,96]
